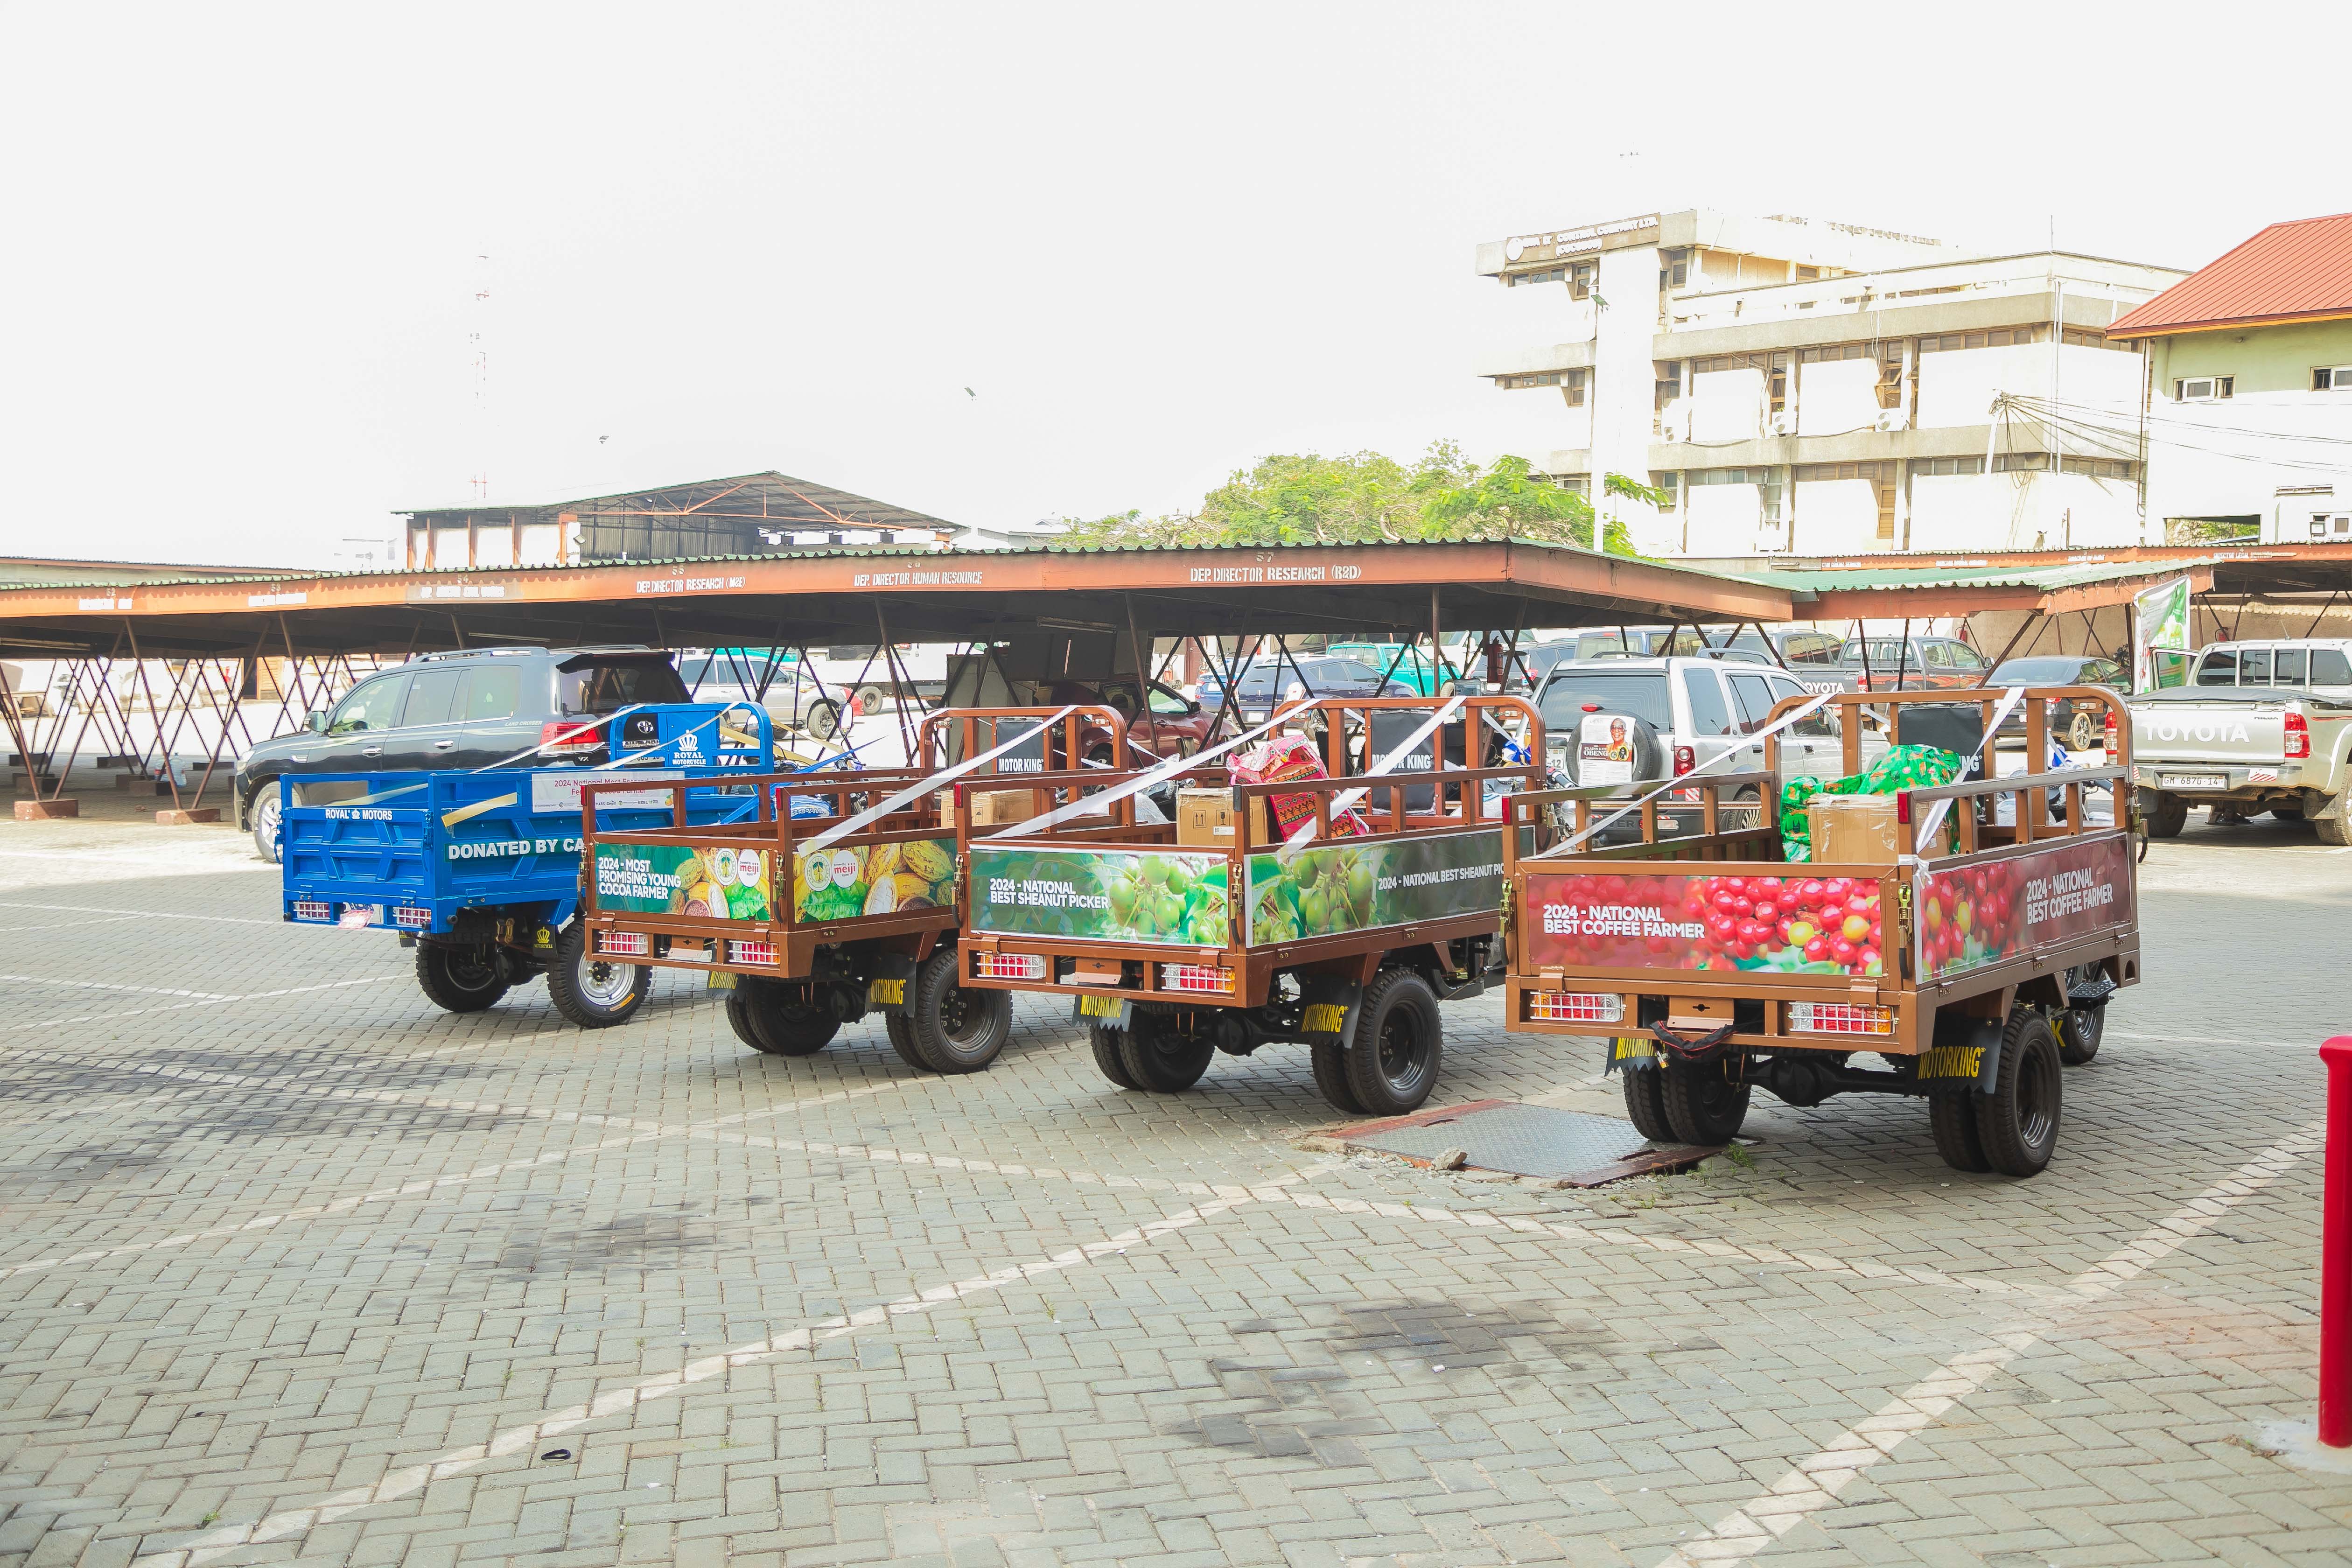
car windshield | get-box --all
[1538,671,1672,732]
[558,659,691,714]
[1992,657,2101,684]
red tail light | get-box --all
[1673,745,1695,776]
[2104,709,2117,756]
[541,719,603,757]
[1895,789,1912,824]
[2286,709,2310,759]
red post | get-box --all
[2323,1036,2352,1447]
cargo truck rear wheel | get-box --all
[546,923,651,1028]
[1343,970,1442,1117]
[1930,1091,1992,1173]
[724,984,778,1051]
[1975,1009,2062,1178]
[1117,1014,1214,1092]
[1622,1063,1674,1142]
[739,979,838,1056]
[885,1014,931,1071]
[1660,1056,1749,1145]
[415,942,508,1013]
[1311,1039,1365,1115]
[1090,1022,1142,1090]
[908,946,1010,1072]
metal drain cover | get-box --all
[1328,1099,1721,1186]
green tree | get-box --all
[1057,442,1653,553]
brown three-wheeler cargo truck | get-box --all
[577,705,1129,1073]
[1502,685,2138,1176]
[955,694,1545,1115]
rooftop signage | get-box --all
[1501,214,1660,266]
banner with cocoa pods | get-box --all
[1912,834,2131,982]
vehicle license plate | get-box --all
[2163,774,2227,791]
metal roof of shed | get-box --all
[2107,211,2352,337]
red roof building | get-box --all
[2108,212,2352,339]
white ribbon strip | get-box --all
[1277,694,1468,861]
[796,707,1078,854]
[1909,686,2028,852]
[991,704,1304,840]
[1533,691,1836,858]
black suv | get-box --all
[237,646,691,862]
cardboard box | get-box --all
[1176,788,1269,848]
[969,788,1041,826]
[1807,794,1900,865]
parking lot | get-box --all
[2,810,2349,1568]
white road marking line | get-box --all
[141,1172,1313,1568]
[1648,1126,2322,1568]
[0,897,281,924]
[0,976,402,1036]
[0,972,237,1000]
[0,914,147,935]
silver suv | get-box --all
[1534,657,1885,817]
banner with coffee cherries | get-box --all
[1913,834,2131,982]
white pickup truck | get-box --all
[2128,638,2352,844]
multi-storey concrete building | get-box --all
[2105,211,2352,545]
[1475,210,2183,557]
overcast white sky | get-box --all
[2,3,2344,569]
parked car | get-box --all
[2129,638,2352,840]
[1533,657,1886,839]
[1986,655,2125,749]
[676,649,848,740]
[1838,634,1990,690]
[1197,654,1407,723]
[1710,624,1850,669]
[235,645,694,864]
[1323,642,1470,697]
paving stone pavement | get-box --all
[0,812,2348,1567]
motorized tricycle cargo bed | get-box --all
[579,705,1133,1071]
[956,694,1545,1114]
[1502,685,2139,1176]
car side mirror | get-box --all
[306,710,330,733]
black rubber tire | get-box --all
[414,942,508,1013]
[1622,1064,1675,1142]
[909,946,1011,1073]
[1090,1022,1142,1090]
[2318,813,2351,847]
[1343,970,1443,1117]
[1660,1056,1750,1145]
[1930,1090,1993,1173]
[1117,1015,1216,1092]
[804,697,843,742]
[885,1013,930,1071]
[1974,1009,2063,1178]
[250,786,282,864]
[545,922,651,1028]
[740,978,839,1056]
[855,684,888,717]
[2058,966,2103,1066]
[724,984,773,1050]
[1311,1038,1365,1116]
[2142,789,2188,839]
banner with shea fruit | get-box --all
[1913,834,2130,982]
[1519,868,1890,978]
[593,843,774,921]
[1245,829,1505,945]
[967,845,1229,946]
[792,837,955,922]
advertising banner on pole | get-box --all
[2131,575,2194,693]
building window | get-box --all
[1507,267,1567,287]
[1649,472,1680,508]
[2316,366,2352,391]
[1792,462,1896,483]
[2060,456,2140,480]
[1691,351,1790,412]
[1570,262,1596,300]
[2175,376,2234,401]
[1660,249,1690,289]
[1793,265,1820,281]
[1501,370,1579,393]
[1916,456,1986,476]
[1993,452,2050,472]
[2062,328,2134,352]
[1918,325,2051,354]
[1556,474,1589,496]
